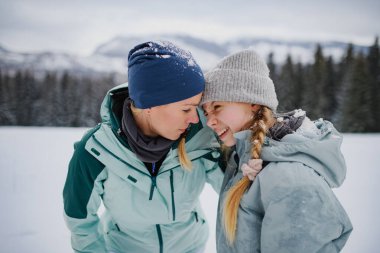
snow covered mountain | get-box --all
[94,35,226,71]
[0,35,368,75]
[0,48,126,76]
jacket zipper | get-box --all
[170,170,175,221]
[156,224,163,253]
[149,175,157,200]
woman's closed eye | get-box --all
[183,107,196,113]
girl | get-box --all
[201,49,353,252]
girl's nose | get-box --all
[206,114,217,128]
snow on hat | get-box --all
[128,41,205,109]
[201,49,278,112]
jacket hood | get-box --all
[235,117,347,188]
[99,82,129,125]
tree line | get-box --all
[0,37,379,132]
[0,71,117,127]
[269,37,379,132]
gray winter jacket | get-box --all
[216,118,353,253]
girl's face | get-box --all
[147,93,203,140]
[202,101,254,146]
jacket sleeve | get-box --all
[259,162,352,253]
[63,133,108,253]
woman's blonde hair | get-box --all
[223,106,274,245]
[178,136,192,170]
[131,104,192,171]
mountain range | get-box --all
[0,34,369,76]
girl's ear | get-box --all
[251,104,261,112]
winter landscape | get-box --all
[0,127,379,253]
[1,0,379,252]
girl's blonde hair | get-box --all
[223,106,274,245]
[131,104,192,171]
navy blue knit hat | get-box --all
[128,41,205,109]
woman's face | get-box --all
[202,101,254,146]
[147,93,203,140]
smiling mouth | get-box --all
[217,128,229,138]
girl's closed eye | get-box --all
[214,105,221,110]
[212,105,222,114]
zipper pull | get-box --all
[152,162,156,174]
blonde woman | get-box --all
[64,41,230,253]
[201,49,353,252]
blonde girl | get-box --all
[201,49,353,253]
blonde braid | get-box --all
[223,106,273,245]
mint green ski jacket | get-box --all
[63,83,224,253]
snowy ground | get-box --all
[0,127,378,253]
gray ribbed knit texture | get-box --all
[201,49,278,112]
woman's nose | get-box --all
[188,110,199,124]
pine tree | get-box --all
[0,69,10,124]
[294,62,305,110]
[0,71,17,125]
[303,44,328,120]
[36,72,57,126]
[277,54,296,112]
[22,70,38,125]
[335,43,355,130]
[267,52,277,82]
[341,53,374,132]
[367,36,380,131]
[324,56,338,121]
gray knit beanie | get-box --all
[201,49,278,112]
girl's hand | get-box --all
[241,159,263,181]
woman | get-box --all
[201,49,353,252]
[63,41,227,253]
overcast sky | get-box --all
[0,0,379,56]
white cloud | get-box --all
[0,0,379,55]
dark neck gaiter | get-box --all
[121,99,174,163]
